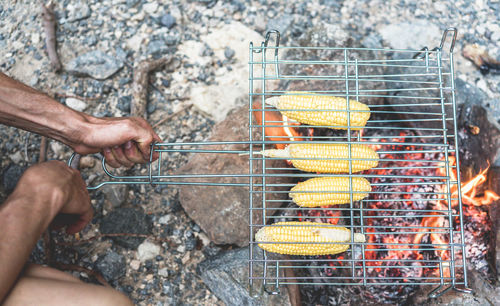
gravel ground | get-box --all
[1,0,499,305]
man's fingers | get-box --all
[111,146,134,168]
[103,148,121,168]
[124,141,147,164]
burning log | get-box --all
[462,44,500,75]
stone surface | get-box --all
[100,207,151,249]
[65,97,87,112]
[96,251,126,282]
[177,105,295,247]
[137,241,161,262]
[160,14,176,29]
[178,22,264,122]
[66,2,91,22]
[198,246,291,306]
[102,185,128,208]
[379,20,442,50]
[66,50,124,80]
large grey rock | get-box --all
[67,50,124,80]
[96,251,126,283]
[177,105,295,247]
[100,207,151,249]
[198,247,291,306]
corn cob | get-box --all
[266,92,370,129]
[256,221,366,256]
[290,177,371,207]
[261,143,378,173]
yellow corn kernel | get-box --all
[261,143,379,173]
[266,92,370,129]
[256,221,365,256]
[290,176,371,207]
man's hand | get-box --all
[0,72,162,169]
[15,161,92,234]
[71,116,162,168]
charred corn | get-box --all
[256,221,366,255]
[266,92,370,129]
[261,143,378,173]
[290,177,371,207]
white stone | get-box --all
[9,151,23,163]
[158,215,172,225]
[31,33,40,44]
[127,33,145,52]
[158,268,169,277]
[137,241,161,262]
[65,97,87,112]
[130,259,140,270]
[143,2,158,14]
[378,21,442,50]
[177,22,272,122]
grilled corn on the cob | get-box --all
[261,143,379,173]
[256,221,366,255]
[290,176,371,207]
[266,92,370,129]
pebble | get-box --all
[158,214,172,225]
[143,2,158,14]
[96,251,126,282]
[160,14,176,29]
[158,268,169,277]
[224,47,235,59]
[66,50,124,80]
[79,156,96,169]
[137,241,161,262]
[117,95,132,113]
[130,259,141,270]
[67,3,91,22]
[8,151,23,164]
[65,97,88,112]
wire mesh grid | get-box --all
[72,27,472,299]
[247,28,471,298]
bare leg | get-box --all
[3,264,133,306]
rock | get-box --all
[158,214,172,225]
[158,267,169,277]
[160,14,176,29]
[177,106,295,246]
[67,2,91,22]
[78,156,95,169]
[66,50,124,80]
[178,22,265,121]
[137,241,161,262]
[102,185,128,208]
[8,151,23,164]
[65,97,87,112]
[224,47,235,59]
[130,259,140,270]
[100,207,151,249]
[378,20,442,50]
[1,164,26,194]
[117,95,131,113]
[143,2,158,14]
[96,251,126,282]
[198,247,291,306]
[455,79,489,106]
[147,40,168,57]
[266,14,294,36]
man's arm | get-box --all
[0,161,92,302]
[0,72,161,168]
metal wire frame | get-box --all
[72,27,471,299]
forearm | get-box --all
[0,190,59,302]
[0,72,90,147]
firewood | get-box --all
[41,1,61,72]
[131,57,172,118]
